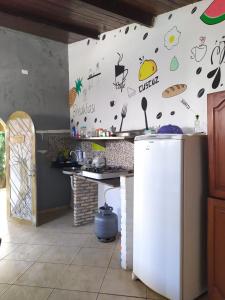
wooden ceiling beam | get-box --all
[79,0,154,27]
[0,1,100,39]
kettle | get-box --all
[70,149,85,163]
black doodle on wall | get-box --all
[191,37,207,62]
[170,111,175,116]
[84,117,87,122]
[141,97,149,130]
[196,67,202,75]
[88,63,101,90]
[119,105,127,132]
[94,118,97,123]
[156,112,162,119]
[113,53,128,92]
[207,41,225,89]
[87,72,101,80]
[143,33,148,40]
[114,115,118,120]
[207,39,225,89]
[191,7,197,14]
[125,27,129,34]
[110,101,115,107]
[198,88,205,98]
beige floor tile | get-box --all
[2,232,33,244]
[0,260,32,284]
[97,294,146,300]
[0,285,52,300]
[72,247,112,267]
[100,269,147,298]
[38,246,80,264]
[0,243,19,260]
[4,244,50,262]
[41,222,94,234]
[56,233,90,247]
[0,284,10,296]
[84,236,116,250]
[27,232,59,245]
[109,250,121,269]
[15,262,67,288]
[147,288,168,300]
[58,265,107,292]
[48,289,97,300]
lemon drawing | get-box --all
[138,59,158,81]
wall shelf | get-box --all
[71,136,135,147]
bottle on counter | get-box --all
[194,115,201,133]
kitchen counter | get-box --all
[62,168,133,227]
[62,167,133,187]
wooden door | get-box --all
[208,198,225,300]
[208,91,225,200]
[6,111,37,225]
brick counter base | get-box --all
[72,175,98,226]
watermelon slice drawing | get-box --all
[200,0,225,25]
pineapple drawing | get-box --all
[68,78,83,107]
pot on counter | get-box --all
[92,156,106,168]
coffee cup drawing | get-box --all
[191,44,207,62]
[115,66,128,90]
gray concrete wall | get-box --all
[0,26,69,129]
[0,26,71,212]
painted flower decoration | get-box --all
[164,26,181,50]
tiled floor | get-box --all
[0,189,208,300]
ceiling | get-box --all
[0,0,199,44]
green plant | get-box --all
[0,132,6,179]
[57,148,69,162]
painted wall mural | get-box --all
[170,56,179,71]
[68,78,83,107]
[164,26,181,50]
[200,0,225,25]
[207,38,225,89]
[113,53,128,92]
[69,0,225,133]
[138,57,159,93]
[190,37,207,62]
[162,84,187,98]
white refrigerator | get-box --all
[133,134,207,300]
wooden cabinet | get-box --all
[208,198,225,299]
[208,91,225,300]
[208,91,225,199]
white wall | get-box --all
[69,0,225,133]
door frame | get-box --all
[6,111,37,225]
[0,119,6,189]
